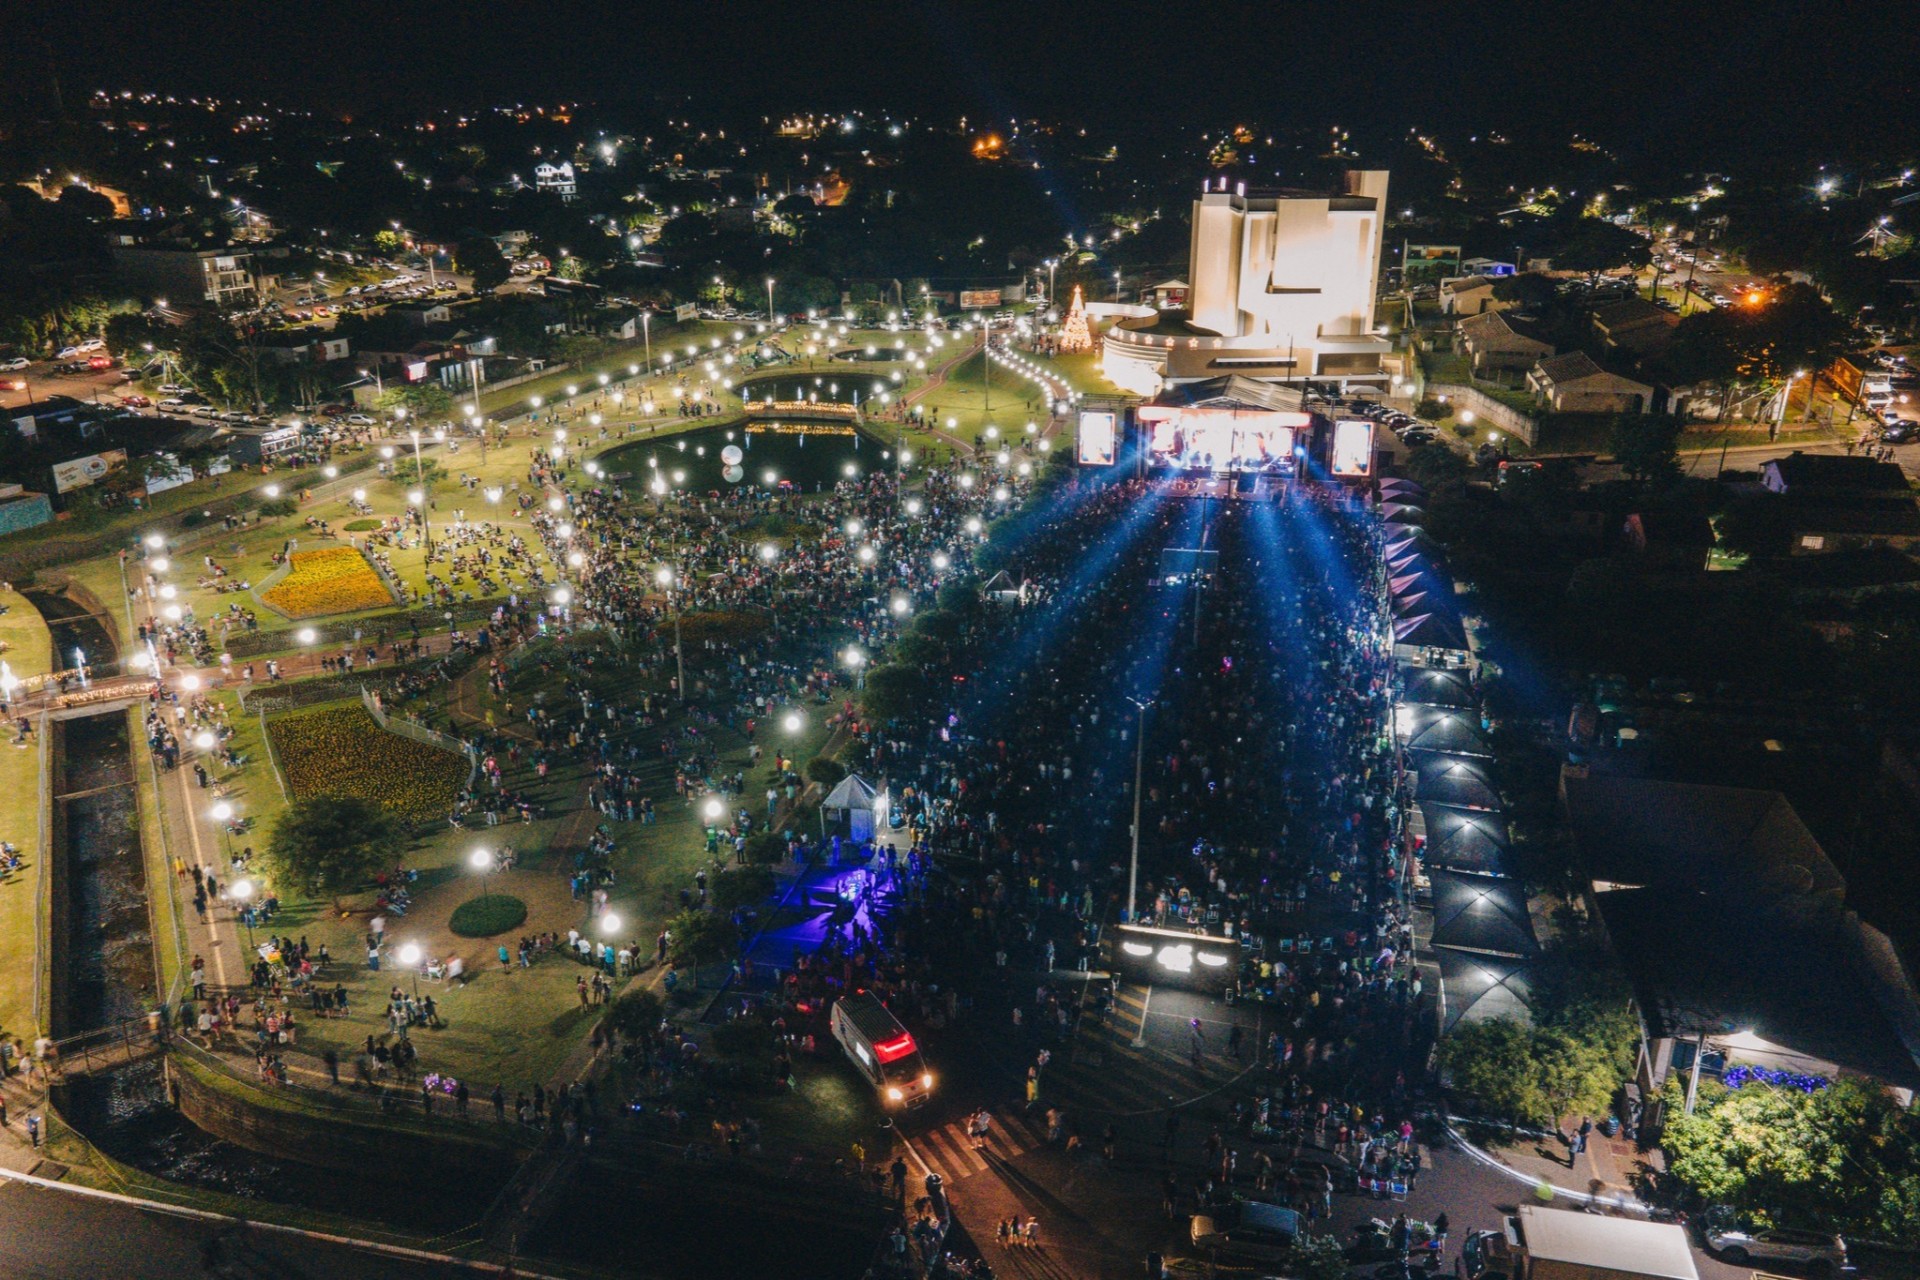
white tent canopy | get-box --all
[821,773,887,841]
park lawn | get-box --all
[0,586,54,680]
[0,689,47,1043]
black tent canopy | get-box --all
[1419,800,1513,875]
[1438,949,1536,1035]
[1400,666,1473,710]
[1430,868,1537,956]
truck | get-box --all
[830,991,934,1109]
[1827,356,1895,412]
[1465,1207,1699,1280]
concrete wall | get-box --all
[1426,382,1539,446]
[167,1053,526,1183]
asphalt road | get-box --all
[0,1178,521,1280]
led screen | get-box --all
[1331,419,1375,478]
[1076,410,1117,466]
[1138,405,1307,471]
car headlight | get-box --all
[921,1073,933,1089]
[887,1087,903,1101]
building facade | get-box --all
[1101,171,1391,397]
[110,245,258,309]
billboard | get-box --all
[958,288,1004,310]
[1076,409,1117,466]
[1331,419,1376,478]
[1137,405,1308,471]
[51,449,128,494]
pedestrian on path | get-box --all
[25,1112,39,1149]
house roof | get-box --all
[1592,297,1678,331]
[1764,452,1910,496]
[1460,310,1552,346]
[1563,774,1846,895]
[1788,499,1920,539]
[1445,275,1497,294]
[1532,351,1605,383]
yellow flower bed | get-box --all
[269,705,468,822]
[261,547,394,619]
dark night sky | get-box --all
[27,0,1920,157]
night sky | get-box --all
[20,0,1920,158]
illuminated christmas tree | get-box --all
[1058,284,1092,352]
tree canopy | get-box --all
[266,795,409,904]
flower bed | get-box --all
[268,704,467,822]
[261,547,394,618]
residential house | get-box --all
[109,243,257,309]
[534,162,577,200]
[1759,452,1920,555]
[1440,276,1504,316]
[1591,297,1679,355]
[1527,351,1652,413]
[389,302,453,327]
[1458,311,1554,376]
[260,333,351,366]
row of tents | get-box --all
[1377,480,1537,1035]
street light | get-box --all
[398,942,423,1000]
[599,913,622,938]
[230,878,256,951]
[1125,695,1153,922]
[469,847,494,905]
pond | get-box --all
[831,346,910,362]
[598,422,899,495]
[734,371,908,405]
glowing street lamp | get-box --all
[469,847,495,905]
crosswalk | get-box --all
[1044,985,1262,1115]
[909,1107,1051,1183]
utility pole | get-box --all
[1125,695,1152,922]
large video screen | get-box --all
[1076,410,1117,466]
[1331,419,1375,478]
[1138,405,1307,471]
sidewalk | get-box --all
[1446,1115,1655,1213]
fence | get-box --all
[49,1015,166,1077]
[361,686,480,789]
[1425,382,1541,446]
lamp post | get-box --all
[469,846,494,905]
[398,942,423,1001]
[1125,695,1152,923]
[657,567,686,703]
[209,800,236,862]
[230,878,256,952]
[766,278,776,324]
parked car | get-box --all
[344,414,375,425]
[121,394,151,408]
[0,357,28,371]
[158,398,188,410]
[1704,1224,1848,1275]
[87,354,114,370]
[1190,1201,1303,1266]
[1881,422,1917,444]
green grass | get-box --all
[0,586,53,678]
[0,698,46,1044]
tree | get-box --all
[1551,218,1651,284]
[1609,413,1683,484]
[266,795,408,907]
[553,255,589,282]
[454,235,510,292]
[1282,1233,1353,1280]
[606,988,666,1059]
[1663,1077,1920,1239]
[377,382,454,421]
[372,230,404,255]
[709,865,776,915]
[666,908,730,968]
[1490,273,1559,311]
[1402,443,1472,489]
[861,663,924,723]
[804,755,848,787]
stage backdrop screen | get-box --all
[1138,405,1307,471]
[1076,410,1118,466]
[1331,419,1376,478]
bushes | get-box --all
[449,894,528,937]
[258,498,298,519]
[1414,398,1448,421]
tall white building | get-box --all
[1102,170,1391,396]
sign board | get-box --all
[1331,419,1376,478]
[674,303,699,322]
[1106,923,1238,993]
[958,289,1003,310]
[51,449,128,494]
[1076,409,1117,466]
